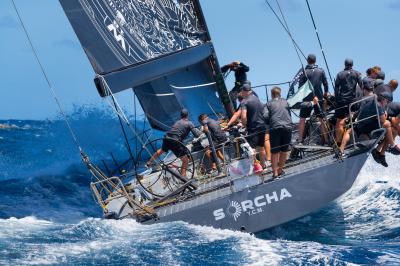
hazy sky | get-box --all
[1,0,399,119]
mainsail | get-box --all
[59,0,229,130]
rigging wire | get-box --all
[273,0,305,70]
[133,94,138,159]
[111,96,135,163]
[304,0,335,89]
[100,77,156,159]
[264,0,341,156]
[10,0,83,154]
[263,0,307,61]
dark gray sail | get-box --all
[59,0,228,130]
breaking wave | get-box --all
[1,109,400,265]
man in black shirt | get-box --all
[387,102,400,135]
[297,54,329,144]
[147,109,201,177]
[334,58,363,143]
[240,84,268,169]
[362,68,377,91]
[375,79,398,97]
[198,114,228,173]
[221,61,250,109]
[340,92,400,166]
[263,87,293,178]
[386,80,400,146]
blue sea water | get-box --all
[1,110,400,265]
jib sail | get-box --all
[59,0,229,130]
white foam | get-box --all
[0,216,54,238]
[189,224,283,265]
[337,153,400,239]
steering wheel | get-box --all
[135,138,195,198]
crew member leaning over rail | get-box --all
[340,92,400,167]
[384,79,400,153]
[374,78,397,99]
[263,87,293,178]
[387,101,400,140]
[334,58,363,144]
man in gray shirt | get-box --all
[147,109,201,177]
[240,84,268,170]
[263,87,293,178]
[198,114,228,173]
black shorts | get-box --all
[161,138,188,158]
[335,102,351,119]
[270,127,292,154]
[246,129,266,148]
[212,137,228,149]
[354,120,379,136]
[300,101,323,118]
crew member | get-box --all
[387,101,400,141]
[198,114,228,174]
[240,84,268,171]
[362,68,378,91]
[147,109,201,177]
[263,87,293,178]
[340,92,400,167]
[297,54,329,144]
[334,58,363,143]
[386,79,400,153]
[225,95,245,129]
[375,79,398,97]
[389,79,399,92]
[221,61,250,109]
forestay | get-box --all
[59,0,227,130]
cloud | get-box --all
[387,0,400,9]
[0,16,18,28]
[53,39,81,50]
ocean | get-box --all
[1,111,400,265]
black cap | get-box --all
[377,71,385,80]
[307,54,316,63]
[180,108,189,118]
[345,58,353,67]
[240,83,252,92]
[379,91,393,102]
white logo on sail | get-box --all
[107,12,126,52]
